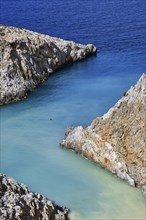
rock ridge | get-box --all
[61,74,146,195]
[0,25,96,105]
[0,174,69,220]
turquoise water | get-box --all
[1,0,146,218]
[1,51,145,219]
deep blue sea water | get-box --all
[0,0,146,219]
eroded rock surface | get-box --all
[61,74,146,195]
[0,25,96,104]
[0,174,69,220]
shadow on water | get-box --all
[1,55,98,110]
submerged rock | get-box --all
[61,74,146,195]
[0,174,69,220]
[0,25,96,105]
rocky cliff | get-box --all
[0,25,96,105]
[0,174,68,220]
[61,74,146,195]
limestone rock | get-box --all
[0,25,96,105]
[0,174,69,220]
[61,74,146,195]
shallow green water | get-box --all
[1,53,145,219]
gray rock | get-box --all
[61,74,146,196]
[0,25,97,105]
[0,174,69,220]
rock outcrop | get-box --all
[0,174,69,220]
[0,25,96,105]
[61,74,146,195]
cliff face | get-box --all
[0,174,68,220]
[61,74,146,195]
[0,25,96,105]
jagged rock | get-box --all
[0,25,96,105]
[0,174,69,220]
[61,74,146,195]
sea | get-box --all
[0,0,146,219]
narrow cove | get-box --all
[1,52,145,219]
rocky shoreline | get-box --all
[0,25,96,105]
[0,174,69,220]
[61,74,146,196]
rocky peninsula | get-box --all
[0,174,69,220]
[61,74,146,195]
[0,25,96,105]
